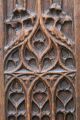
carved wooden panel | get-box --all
[55,78,75,120]
[31,80,51,120]
[4,0,76,120]
[6,79,27,120]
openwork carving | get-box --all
[55,78,75,120]
[31,80,51,120]
[5,48,20,72]
[6,79,26,120]
[4,0,76,120]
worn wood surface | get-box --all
[0,0,5,120]
[0,0,80,120]
[74,0,80,120]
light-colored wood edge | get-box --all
[74,0,80,120]
[0,0,5,120]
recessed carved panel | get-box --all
[4,0,76,120]
[60,46,75,70]
[31,80,51,120]
[6,79,26,120]
[5,48,20,72]
[55,78,75,120]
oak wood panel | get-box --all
[0,0,5,120]
[74,0,80,120]
[0,0,80,120]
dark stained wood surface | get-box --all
[0,0,80,120]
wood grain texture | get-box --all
[74,0,80,120]
[0,0,79,120]
[0,0,5,120]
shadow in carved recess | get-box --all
[55,77,75,120]
[4,0,76,120]
[30,79,51,120]
[6,79,26,120]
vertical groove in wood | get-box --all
[62,0,74,40]
[74,0,80,120]
[24,0,26,7]
[0,0,5,120]
[13,0,16,8]
[6,0,14,17]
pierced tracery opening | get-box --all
[55,77,75,120]
[6,79,27,120]
[4,0,76,120]
[30,79,52,120]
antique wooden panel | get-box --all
[1,0,80,120]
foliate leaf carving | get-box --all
[50,3,62,11]
[43,3,73,46]
[4,0,76,73]
[5,5,36,51]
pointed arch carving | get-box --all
[6,78,27,120]
[4,0,76,120]
[55,77,75,120]
[30,79,52,120]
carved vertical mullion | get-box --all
[4,0,76,120]
[13,0,16,8]
[24,0,27,9]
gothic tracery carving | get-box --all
[6,79,26,120]
[31,80,51,120]
[55,78,75,120]
[4,0,76,120]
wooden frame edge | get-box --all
[0,0,5,120]
[74,0,80,120]
[0,0,79,120]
